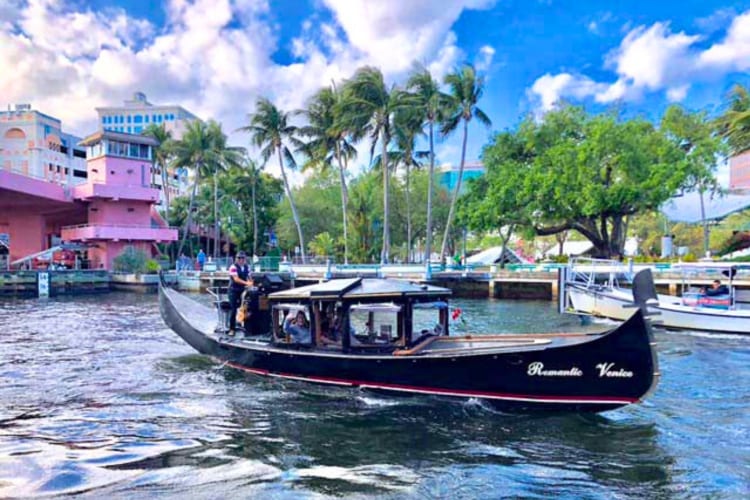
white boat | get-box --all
[562,259,750,335]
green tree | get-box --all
[340,66,404,263]
[172,120,237,257]
[299,84,357,263]
[142,123,174,219]
[661,105,726,255]
[717,84,750,155]
[240,97,306,262]
[405,66,453,262]
[308,232,336,258]
[440,64,492,260]
[481,106,693,258]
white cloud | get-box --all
[529,9,750,111]
[0,0,495,181]
[699,11,750,72]
[475,45,495,72]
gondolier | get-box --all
[228,251,253,335]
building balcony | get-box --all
[72,183,159,202]
[61,223,178,242]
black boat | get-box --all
[159,271,660,413]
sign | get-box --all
[38,272,50,298]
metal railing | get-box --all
[61,222,179,231]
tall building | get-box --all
[438,161,485,194]
[729,150,750,191]
[97,92,197,203]
[61,130,178,269]
[1,104,87,185]
[96,91,199,139]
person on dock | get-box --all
[227,251,253,336]
[197,249,206,271]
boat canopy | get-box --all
[350,303,402,313]
[268,278,451,302]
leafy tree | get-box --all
[172,120,238,257]
[717,84,750,155]
[405,66,452,262]
[240,97,306,262]
[299,84,357,263]
[347,171,382,263]
[340,66,404,263]
[439,63,492,260]
[661,105,726,255]
[480,106,694,258]
[308,232,337,258]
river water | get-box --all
[0,293,748,499]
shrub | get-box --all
[145,259,161,274]
[112,246,149,274]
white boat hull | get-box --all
[568,285,750,334]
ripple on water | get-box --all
[1,294,750,497]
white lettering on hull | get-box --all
[596,362,633,378]
[527,362,582,377]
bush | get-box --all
[145,259,161,274]
[112,246,149,274]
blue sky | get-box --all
[2,0,749,181]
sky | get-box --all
[2,0,749,183]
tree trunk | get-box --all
[335,143,349,264]
[499,224,515,269]
[424,120,435,264]
[278,147,306,263]
[405,159,412,263]
[251,166,258,257]
[213,170,219,259]
[177,167,201,258]
[381,127,390,264]
[440,119,469,260]
[699,189,709,257]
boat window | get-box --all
[412,302,447,341]
[316,301,345,347]
[272,304,311,344]
[349,304,400,346]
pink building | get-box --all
[729,150,750,191]
[61,131,177,269]
[1,131,177,269]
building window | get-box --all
[127,115,131,124]
[134,115,142,123]
[127,208,135,212]
[134,126,142,134]
[127,126,132,133]
[101,117,106,124]
[145,115,149,123]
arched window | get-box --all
[3,128,26,139]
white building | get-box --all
[97,92,199,139]
[97,92,198,204]
[1,104,87,185]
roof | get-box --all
[78,130,160,147]
[663,191,750,223]
[268,278,451,301]
[543,240,594,257]
[467,246,526,265]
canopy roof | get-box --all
[268,278,451,301]
[663,191,750,223]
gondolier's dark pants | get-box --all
[228,288,242,332]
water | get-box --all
[1,293,749,498]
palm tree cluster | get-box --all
[253,63,490,264]
[145,63,491,265]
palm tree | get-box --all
[340,66,402,263]
[142,124,174,212]
[391,107,427,261]
[239,97,306,262]
[439,64,492,261]
[718,84,750,155]
[206,122,243,259]
[172,120,240,258]
[405,66,452,263]
[299,84,357,263]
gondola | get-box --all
[159,271,660,413]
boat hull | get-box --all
[160,286,658,413]
[568,285,750,334]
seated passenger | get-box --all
[702,280,730,297]
[283,310,311,344]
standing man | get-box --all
[227,251,253,335]
[197,249,206,271]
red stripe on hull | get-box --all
[224,361,637,405]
